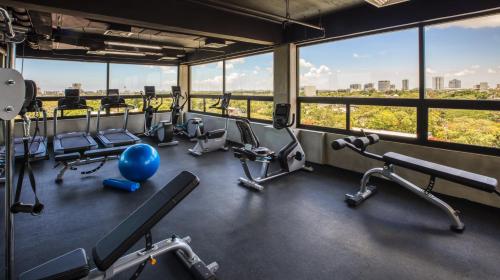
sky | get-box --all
[300,13,500,90]
[191,53,273,91]
[15,13,500,93]
[16,58,177,93]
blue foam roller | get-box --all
[103,178,140,192]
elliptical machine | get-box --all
[233,103,313,191]
[172,85,205,140]
[188,92,232,156]
[141,86,178,147]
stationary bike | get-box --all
[233,103,313,191]
[188,92,232,156]
[141,86,178,147]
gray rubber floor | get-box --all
[1,138,499,280]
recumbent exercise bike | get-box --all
[233,103,313,191]
[332,134,499,232]
[188,92,232,156]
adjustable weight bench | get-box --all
[54,146,128,183]
[19,171,218,280]
[332,134,498,232]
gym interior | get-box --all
[0,0,499,279]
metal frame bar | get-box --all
[346,165,465,231]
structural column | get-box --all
[273,43,297,127]
[178,64,189,120]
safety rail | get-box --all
[189,94,274,123]
[297,96,499,156]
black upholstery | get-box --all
[84,146,128,158]
[198,129,226,140]
[92,171,200,271]
[18,248,90,280]
[235,119,259,148]
[383,152,498,193]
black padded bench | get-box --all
[333,134,499,232]
[20,171,218,280]
[383,152,498,193]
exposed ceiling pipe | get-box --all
[186,0,324,31]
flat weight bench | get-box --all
[332,134,498,232]
[54,146,128,183]
[19,171,218,280]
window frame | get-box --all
[188,51,275,124]
[17,58,180,119]
[296,13,500,156]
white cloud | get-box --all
[216,61,223,69]
[299,58,313,68]
[426,67,436,74]
[487,68,497,74]
[471,65,480,69]
[454,68,475,77]
[434,14,500,29]
[193,75,222,89]
[304,65,332,78]
[353,53,370,59]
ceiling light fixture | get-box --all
[365,0,410,8]
[87,50,147,57]
[157,56,178,61]
[105,41,163,50]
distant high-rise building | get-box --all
[432,77,444,90]
[448,79,461,89]
[378,80,391,92]
[72,83,82,90]
[303,86,317,97]
[350,83,362,91]
[390,84,396,90]
[497,84,500,89]
[402,79,409,91]
[364,83,374,90]
[479,82,489,91]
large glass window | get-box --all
[225,53,273,96]
[425,13,500,100]
[16,58,107,96]
[429,109,499,148]
[109,64,177,95]
[190,62,222,95]
[299,28,419,98]
[351,106,417,137]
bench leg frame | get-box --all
[346,166,465,233]
[86,236,218,280]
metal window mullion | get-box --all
[417,24,427,144]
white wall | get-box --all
[186,112,500,208]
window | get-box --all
[300,104,346,129]
[299,28,419,98]
[425,14,500,100]
[190,62,222,95]
[109,63,177,95]
[351,106,417,137]
[189,54,274,122]
[429,109,499,148]
[16,58,107,96]
[225,53,273,96]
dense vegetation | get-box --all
[34,88,498,149]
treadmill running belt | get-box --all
[104,132,134,142]
[14,141,41,155]
[61,136,91,150]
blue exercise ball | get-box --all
[119,144,160,182]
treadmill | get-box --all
[96,89,141,147]
[53,88,98,154]
[0,80,48,160]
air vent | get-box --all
[365,0,410,8]
[204,38,227,48]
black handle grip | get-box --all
[332,139,347,150]
[354,137,370,149]
[367,134,379,144]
